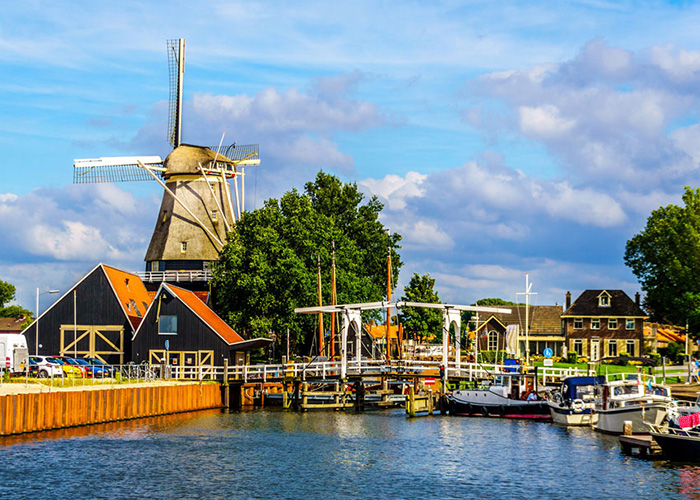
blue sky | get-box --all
[3,0,700,313]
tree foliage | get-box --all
[0,280,32,326]
[212,172,402,355]
[0,280,15,307]
[625,186,700,330]
[399,273,442,342]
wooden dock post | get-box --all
[407,386,415,417]
[222,359,230,409]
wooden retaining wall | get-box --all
[0,383,223,436]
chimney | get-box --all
[635,292,640,307]
[565,291,571,310]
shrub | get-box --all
[566,352,578,364]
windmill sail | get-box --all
[167,39,185,148]
[73,156,164,183]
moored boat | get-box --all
[594,375,672,434]
[547,376,605,426]
[448,372,551,419]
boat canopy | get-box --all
[561,376,605,400]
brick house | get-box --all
[562,290,647,360]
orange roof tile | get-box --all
[103,265,153,330]
[165,284,243,344]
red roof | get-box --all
[165,284,243,344]
[103,265,153,330]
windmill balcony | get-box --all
[136,269,212,283]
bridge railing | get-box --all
[120,359,589,384]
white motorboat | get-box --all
[547,376,605,426]
[594,375,672,434]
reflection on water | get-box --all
[1,409,699,499]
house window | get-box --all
[608,318,618,330]
[159,315,178,335]
[573,339,583,356]
[574,318,583,330]
[599,295,610,307]
[626,340,636,357]
[591,318,600,330]
[488,330,499,351]
[625,318,635,330]
[609,339,618,357]
[212,209,218,222]
[181,241,187,253]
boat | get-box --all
[448,372,551,419]
[547,376,605,426]
[594,375,672,434]
[647,406,700,460]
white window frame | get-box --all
[625,318,635,330]
[626,340,636,356]
[573,318,583,330]
[573,339,583,356]
[488,330,499,351]
[608,318,618,330]
[608,339,618,357]
[598,295,610,307]
[591,318,600,330]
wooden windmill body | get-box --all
[73,39,259,290]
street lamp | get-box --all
[35,288,59,356]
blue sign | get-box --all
[543,347,553,358]
[165,340,170,350]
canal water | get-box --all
[1,409,700,499]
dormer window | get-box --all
[598,292,611,307]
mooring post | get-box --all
[407,385,415,417]
[223,359,230,409]
[302,381,308,411]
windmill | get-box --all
[73,39,259,289]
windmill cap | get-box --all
[163,144,235,177]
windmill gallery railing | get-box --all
[136,270,213,283]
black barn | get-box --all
[23,263,151,364]
[131,283,270,369]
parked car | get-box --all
[84,357,114,378]
[29,355,63,378]
[52,356,88,377]
[47,357,83,377]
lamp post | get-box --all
[35,288,59,356]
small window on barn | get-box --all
[181,241,187,253]
[211,209,218,222]
[159,315,178,335]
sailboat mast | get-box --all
[386,245,392,359]
[317,254,324,356]
[331,241,337,359]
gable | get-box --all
[563,290,646,317]
[103,265,153,330]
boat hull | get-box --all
[449,390,551,419]
[548,402,597,426]
[595,404,667,434]
[650,432,700,461]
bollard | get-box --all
[623,420,633,436]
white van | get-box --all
[0,334,29,374]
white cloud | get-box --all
[519,104,575,140]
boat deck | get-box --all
[619,434,663,457]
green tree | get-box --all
[212,172,402,355]
[625,186,700,329]
[399,273,442,342]
[0,280,15,307]
[0,280,32,326]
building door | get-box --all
[591,339,600,361]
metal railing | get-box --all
[136,270,212,283]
